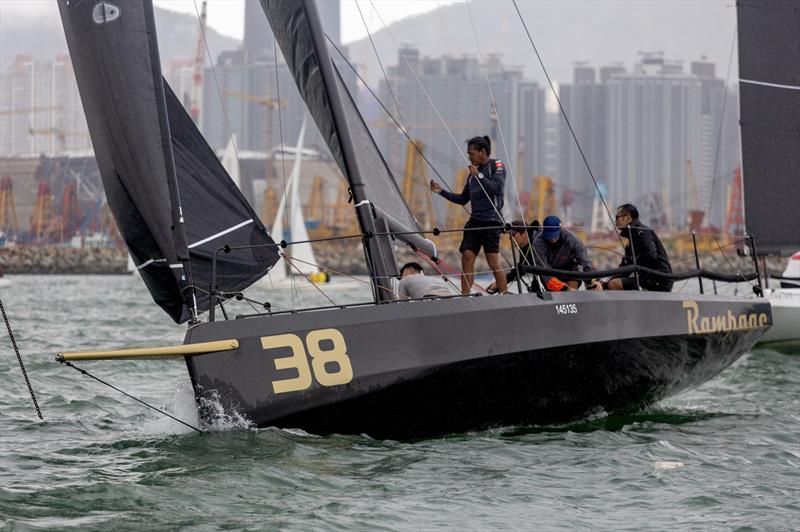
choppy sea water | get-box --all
[1,275,798,530]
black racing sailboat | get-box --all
[58,0,771,440]
[736,0,800,347]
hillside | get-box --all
[0,5,240,69]
[346,0,738,85]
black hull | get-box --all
[185,292,770,440]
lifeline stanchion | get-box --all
[57,357,203,433]
[0,297,43,420]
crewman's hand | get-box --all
[487,281,497,293]
[468,164,479,176]
[430,179,443,193]
[587,279,603,291]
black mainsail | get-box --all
[737,0,800,255]
[259,0,436,299]
[59,0,278,322]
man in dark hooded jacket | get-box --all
[606,204,672,292]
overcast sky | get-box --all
[0,0,461,44]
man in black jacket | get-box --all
[606,204,673,292]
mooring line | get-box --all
[56,358,203,433]
[0,297,43,420]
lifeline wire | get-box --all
[511,0,624,249]
[1,297,43,419]
[58,358,203,433]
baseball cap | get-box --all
[542,215,561,240]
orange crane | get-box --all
[526,176,557,224]
[0,176,19,237]
[401,139,435,229]
[29,182,56,242]
[190,0,207,124]
[57,182,82,242]
[724,167,744,241]
[260,185,278,226]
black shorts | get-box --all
[459,218,502,254]
[621,275,673,292]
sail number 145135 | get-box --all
[261,328,353,394]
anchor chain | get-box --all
[0,296,43,419]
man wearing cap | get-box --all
[531,215,601,292]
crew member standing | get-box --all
[430,136,507,295]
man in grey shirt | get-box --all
[397,262,452,299]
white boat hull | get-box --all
[759,287,800,346]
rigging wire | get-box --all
[352,1,444,228]
[355,0,405,125]
[367,0,473,164]
[465,0,526,224]
[271,39,300,307]
[706,25,738,223]
[57,359,203,433]
[510,0,624,250]
[1,297,43,420]
[324,35,455,224]
[192,0,240,168]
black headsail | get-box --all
[59,0,278,322]
[737,0,800,255]
[259,0,437,300]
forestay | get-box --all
[59,0,278,323]
[737,0,800,255]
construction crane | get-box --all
[29,182,56,242]
[305,176,326,223]
[190,0,207,124]
[27,127,90,153]
[401,139,435,229]
[260,185,278,227]
[724,167,744,242]
[685,159,705,231]
[0,176,19,238]
[526,176,557,224]
[0,105,62,117]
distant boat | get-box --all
[258,116,324,287]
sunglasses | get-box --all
[615,214,628,220]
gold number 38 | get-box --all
[261,328,353,394]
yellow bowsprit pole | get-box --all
[56,339,239,362]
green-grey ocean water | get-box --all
[1,275,798,530]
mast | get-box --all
[301,2,396,301]
[144,4,198,321]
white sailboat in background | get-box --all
[259,117,325,287]
[221,134,241,190]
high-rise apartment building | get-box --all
[202,0,345,154]
[0,54,91,156]
[557,55,737,230]
[377,48,547,220]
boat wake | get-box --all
[195,387,253,432]
[497,407,740,437]
[137,381,252,436]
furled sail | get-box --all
[59,0,278,322]
[737,0,800,255]
[259,0,436,258]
